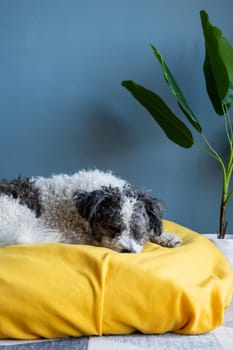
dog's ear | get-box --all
[138,192,164,236]
[73,189,108,222]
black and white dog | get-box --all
[0,169,181,252]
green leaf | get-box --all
[122,80,193,148]
[151,45,202,133]
[203,55,225,115]
[200,10,233,115]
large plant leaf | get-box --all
[122,80,193,148]
[203,55,226,115]
[200,10,233,115]
[151,45,202,133]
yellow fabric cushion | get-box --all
[0,220,232,339]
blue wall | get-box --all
[0,0,233,233]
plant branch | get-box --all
[200,133,227,178]
[224,105,233,144]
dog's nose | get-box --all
[120,248,132,253]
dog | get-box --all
[0,169,182,252]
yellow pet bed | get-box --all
[0,220,232,339]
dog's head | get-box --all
[73,185,163,253]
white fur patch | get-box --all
[34,169,127,203]
[118,196,143,252]
[0,195,63,245]
[120,196,136,232]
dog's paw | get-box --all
[152,232,182,248]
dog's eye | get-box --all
[107,224,121,237]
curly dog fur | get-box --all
[0,169,181,252]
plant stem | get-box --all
[200,133,227,177]
[219,194,228,238]
[218,108,233,238]
[195,110,233,238]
